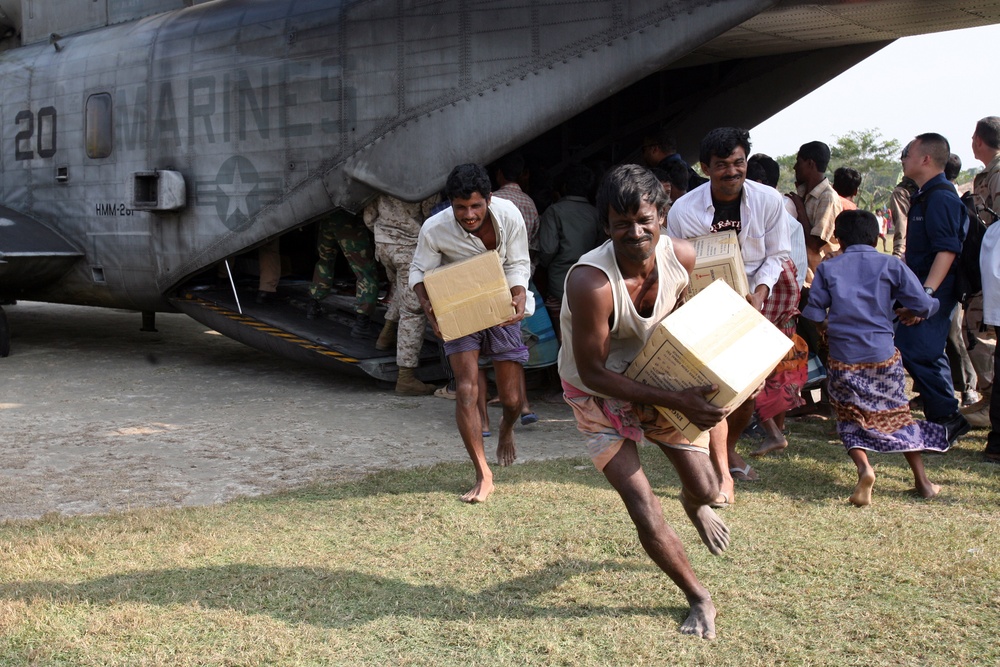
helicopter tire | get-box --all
[0,306,9,357]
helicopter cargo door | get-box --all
[0,205,83,292]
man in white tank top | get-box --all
[558,164,731,640]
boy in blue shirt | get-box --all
[803,210,950,506]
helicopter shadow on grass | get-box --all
[0,559,692,630]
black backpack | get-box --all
[958,190,987,301]
[913,183,985,303]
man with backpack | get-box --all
[895,133,971,444]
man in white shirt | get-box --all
[410,164,532,502]
[667,127,791,499]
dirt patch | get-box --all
[1,302,584,520]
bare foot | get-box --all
[680,492,730,555]
[679,596,717,640]
[849,467,875,506]
[750,434,788,457]
[915,482,941,499]
[460,477,494,503]
[496,420,517,467]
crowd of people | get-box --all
[277,117,1000,640]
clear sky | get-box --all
[750,23,1000,171]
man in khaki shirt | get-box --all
[889,176,918,259]
[786,141,842,419]
[963,117,1000,428]
[973,117,1000,226]
[787,141,843,287]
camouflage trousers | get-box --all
[376,242,426,369]
[309,211,378,315]
[964,294,997,389]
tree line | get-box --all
[770,129,980,211]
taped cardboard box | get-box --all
[626,279,792,442]
[423,250,514,341]
[687,230,749,298]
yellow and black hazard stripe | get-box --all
[177,293,360,363]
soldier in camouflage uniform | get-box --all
[305,209,379,339]
[364,193,440,395]
[964,117,1000,431]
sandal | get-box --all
[709,491,730,509]
[729,464,759,481]
[434,385,457,400]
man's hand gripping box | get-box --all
[423,250,514,341]
[626,279,792,442]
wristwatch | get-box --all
[923,286,935,296]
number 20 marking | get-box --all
[15,107,57,160]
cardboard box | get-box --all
[423,250,514,341]
[625,280,792,442]
[686,230,749,298]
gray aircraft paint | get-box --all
[1,0,998,351]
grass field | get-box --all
[2,420,998,666]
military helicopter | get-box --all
[1,0,997,379]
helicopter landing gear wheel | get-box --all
[0,306,10,358]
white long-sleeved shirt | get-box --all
[982,221,1000,326]
[409,196,531,292]
[666,179,791,293]
[783,196,808,290]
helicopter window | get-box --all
[86,93,113,159]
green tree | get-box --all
[829,129,901,209]
[958,166,982,188]
[773,129,902,210]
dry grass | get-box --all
[2,421,998,666]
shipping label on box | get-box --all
[686,230,749,298]
[625,280,792,442]
[423,250,515,341]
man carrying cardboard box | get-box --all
[559,164,730,640]
[666,127,793,497]
[410,163,532,503]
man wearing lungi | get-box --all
[559,164,730,640]
[803,210,949,506]
[667,127,793,496]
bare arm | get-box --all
[923,251,957,293]
[896,250,956,326]
[412,282,442,339]
[566,264,727,431]
[502,285,527,326]
[787,192,826,254]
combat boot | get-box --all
[961,386,991,428]
[395,367,435,396]
[375,320,398,351]
[351,313,378,338]
[305,298,324,320]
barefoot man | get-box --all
[558,164,730,639]
[410,164,531,502]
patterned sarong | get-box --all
[756,333,808,421]
[760,258,800,336]
[828,351,949,453]
[755,259,806,418]
[561,381,708,471]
